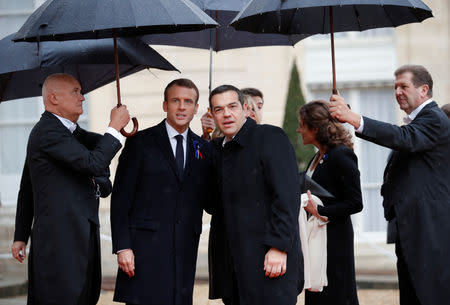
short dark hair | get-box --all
[209,85,245,108]
[441,104,450,119]
[164,78,199,103]
[394,65,433,98]
[241,87,263,100]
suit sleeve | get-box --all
[261,127,300,253]
[73,126,102,150]
[357,108,442,152]
[203,140,221,215]
[13,162,34,243]
[94,169,113,198]
[317,147,363,219]
[40,128,121,177]
[110,135,142,253]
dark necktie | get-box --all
[175,134,184,178]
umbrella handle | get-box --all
[120,117,139,137]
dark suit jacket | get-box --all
[111,120,213,305]
[209,119,303,305]
[305,145,362,305]
[357,101,450,305]
[14,111,121,305]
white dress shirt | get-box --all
[52,113,77,133]
[165,120,188,168]
[51,113,124,143]
[356,98,433,133]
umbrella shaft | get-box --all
[330,7,337,94]
[113,30,122,107]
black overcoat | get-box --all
[14,111,121,305]
[111,120,213,305]
[357,101,450,305]
[209,119,303,305]
[304,145,363,305]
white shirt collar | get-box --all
[222,119,247,147]
[165,120,188,140]
[403,98,433,124]
[51,113,77,133]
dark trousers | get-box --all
[222,268,240,305]
[78,222,101,305]
[395,241,421,305]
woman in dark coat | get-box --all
[297,100,363,305]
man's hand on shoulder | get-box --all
[117,249,135,278]
[264,247,287,278]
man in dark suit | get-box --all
[111,78,213,305]
[11,73,130,305]
[208,85,303,305]
[329,65,450,305]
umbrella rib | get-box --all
[322,7,327,34]
[353,6,362,32]
[381,4,397,28]
[289,8,299,36]
[0,72,14,102]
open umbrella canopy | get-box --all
[13,0,218,42]
[0,34,178,102]
[231,0,433,35]
[12,0,217,136]
[230,0,433,93]
[143,0,308,51]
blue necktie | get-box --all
[175,134,184,178]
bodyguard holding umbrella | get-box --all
[329,65,450,305]
[11,73,130,305]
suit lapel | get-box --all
[183,130,196,179]
[154,120,180,181]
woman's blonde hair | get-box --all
[244,94,262,124]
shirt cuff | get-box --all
[355,116,364,133]
[117,249,131,254]
[106,127,125,143]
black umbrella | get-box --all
[0,34,178,103]
[142,0,309,93]
[231,0,433,94]
[13,0,218,136]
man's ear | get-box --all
[421,84,430,99]
[48,92,58,105]
[162,100,168,112]
[194,102,199,115]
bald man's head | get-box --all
[42,73,85,122]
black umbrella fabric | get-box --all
[231,0,433,93]
[0,34,178,102]
[12,0,218,42]
[142,0,309,93]
[143,0,308,51]
[13,0,218,136]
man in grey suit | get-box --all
[11,73,130,305]
[329,65,450,305]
